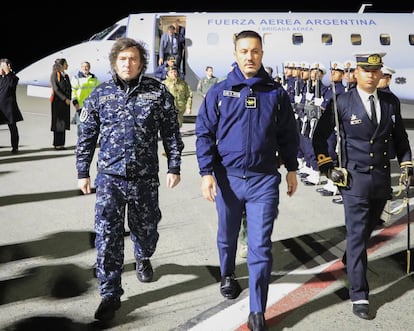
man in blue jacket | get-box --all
[195,30,299,331]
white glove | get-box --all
[314,97,323,107]
[294,95,302,104]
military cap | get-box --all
[343,60,356,71]
[381,65,396,76]
[167,65,178,72]
[330,61,345,72]
[167,56,176,61]
[310,62,327,75]
[353,52,386,70]
[284,60,294,68]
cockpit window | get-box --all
[88,24,126,41]
[108,26,127,40]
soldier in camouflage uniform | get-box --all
[162,65,192,127]
[76,37,184,322]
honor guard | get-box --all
[299,62,326,185]
[343,59,357,92]
[377,65,396,93]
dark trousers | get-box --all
[8,123,19,150]
[53,131,65,147]
[342,194,387,302]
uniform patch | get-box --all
[223,90,240,98]
[245,96,257,108]
[138,92,158,100]
[79,108,89,122]
[350,114,362,125]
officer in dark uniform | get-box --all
[312,52,412,320]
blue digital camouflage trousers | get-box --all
[94,173,161,298]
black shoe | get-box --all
[376,218,386,227]
[136,259,153,283]
[316,187,326,193]
[332,196,343,204]
[352,303,370,320]
[94,297,121,322]
[341,252,347,266]
[11,148,18,154]
[247,312,267,331]
[220,274,241,299]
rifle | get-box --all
[345,61,351,92]
[306,72,321,139]
[406,175,411,273]
[329,67,348,187]
[281,62,286,86]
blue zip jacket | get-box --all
[196,65,299,177]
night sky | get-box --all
[2,2,412,73]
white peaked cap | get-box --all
[382,65,396,76]
[343,60,356,70]
[310,62,327,74]
[330,61,345,71]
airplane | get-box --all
[17,4,414,103]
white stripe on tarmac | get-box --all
[188,260,338,331]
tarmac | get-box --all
[1,85,414,331]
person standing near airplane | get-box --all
[0,58,23,154]
[71,61,99,136]
[154,55,183,81]
[196,30,299,331]
[197,65,219,98]
[377,65,395,93]
[162,65,192,128]
[343,59,357,92]
[317,60,355,199]
[377,65,397,226]
[172,19,186,75]
[158,25,180,67]
[50,58,71,150]
[76,37,184,322]
[312,52,412,320]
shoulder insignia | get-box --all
[79,108,89,122]
[317,154,333,166]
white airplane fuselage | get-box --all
[17,11,414,103]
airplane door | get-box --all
[126,14,159,73]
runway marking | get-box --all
[188,210,413,331]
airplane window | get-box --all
[292,34,303,45]
[409,34,414,46]
[351,34,362,45]
[108,26,127,40]
[321,34,333,46]
[380,34,391,46]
